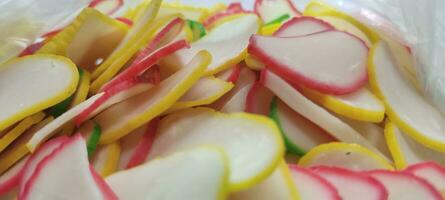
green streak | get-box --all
[187,20,206,41]
[87,122,101,157]
[46,95,74,117]
[269,97,307,156]
[265,14,290,26]
[46,69,84,117]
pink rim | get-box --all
[75,77,145,126]
[101,18,186,91]
[311,166,389,200]
[0,157,28,195]
[245,81,261,113]
[406,45,412,54]
[288,164,341,200]
[248,31,369,95]
[259,68,268,85]
[22,135,114,200]
[90,165,118,200]
[19,42,45,57]
[254,0,302,21]
[42,29,62,38]
[126,118,160,169]
[21,135,75,199]
[245,81,275,115]
[89,0,124,16]
[405,162,445,177]
[129,18,185,67]
[139,65,161,85]
[226,2,244,13]
[115,17,133,26]
[0,173,19,196]
[368,169,443,200]
[75,40,189,126]
[273,16,335,36]
[18,136,69,198]
[227,64,242,83]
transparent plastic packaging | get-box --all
[0,0,90,64]
[1,0,444,113]
[186,0,445,114]
[314,0,445,113]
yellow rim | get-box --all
[303,1,380,44]
[38,8,128,55]
[383,120,408,169]
[129,145,230,200]
[101,142,121,177]
[379,34,421,92]
[183,22,194,42]
[300,2,387,122]
[301,87,385,123]
[168,77,234,112]
[157,107,285,192]
[205,49,248,76]
[260,23,282,36]
[122,1,146,20]
[70,70,91,108]
[298,142,394,170]
[278,160,301,200]
[61,70,91,136]
[91,0,163,80]
[206,145,231,200]
[203,146,230,200]
[368,43,445,152]
[90,0,162,80]
[0,112,45,153]
[211,110,285,192]
[244,54,265,71]
[204,14,260,75]
[0,116,53,174]
[0,55,79,131]
[99,51,211,144]
[90,13,181,93]
[0,145,28,175]
[208,3,228,17]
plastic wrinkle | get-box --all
[0,0,90,64]
[316,0,445,113]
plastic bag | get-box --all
[0,0,90,65]
[2,0,444,113]
[172,0,445,113]
[311,0,445,113]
